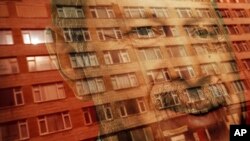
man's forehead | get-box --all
[53,0,214,7]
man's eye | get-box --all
[193,27,209,38]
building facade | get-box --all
[1,0,250,141]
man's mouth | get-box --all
[162,95,228,116]
[152,75,229,116]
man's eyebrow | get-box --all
[184,19,203,25]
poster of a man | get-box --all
[1,0,250,141]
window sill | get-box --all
[39,128,72,136]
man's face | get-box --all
[48,0,246,140]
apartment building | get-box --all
[1,0,250,141]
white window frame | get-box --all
[0,58,19,75]
[83,108,93,125]
[103,104,113,120]
[0,30,14,45]
[96,28,122,41]
[27,55,58,72]
[231,80,247,93]
[32,82,66,103]
[233,9,247,18]
[103,50,130,65]
[222,61,238,73]
[63,28,91,42]
[243,59,250,70]
[200,63,219,75]
[13,88,24,106]
[138,47,163,61]
[151,7,168,18]
[186,88,205,103]
[119,103,128,117]
[21,29,53,45]
[196,8,212,18]
[38,112,72,135]
[137,98,147,113]
[209,83,228,97]
[146,68,171,83]
[175,66,196,79]
[155,91,180,109]
[18,120,30,140]
[90,7,115,18]
[134,27,155,38]
[76,77,105,95]
[177,8,193,18]
[124,7,145,18]
[69,52,99,68]
[57,6,84,18]
[111,73,138,90]
[166,45,187,57]
[233,41,249,52]
[193,44,209,55]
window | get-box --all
[232,9,247,18]
[0,30,14,45]
[103,50,130,65]
[76,77,105,95]
[0,58,19,75]
[22,29,53,44]
[241,24,250,33]
[151,7,168,18]
[131,127,153,141]
[32,82,65,103]
[161,26,179,37]
[204,25,222,35]
[38,112,71,135]
[57,6,84,18]
[233,41,249,52]
[90,6,115,18]
[215,9,231,18]
[147,68,171,83]
[82,107,97,125]
[118,131,132,141]
[231,80,247,93]
[111,73,138,90]
[63,28,91,42]
[0,120,29,141]
[97,28,122,40]
[132,26,155,38]
[118,98,142,117]
[243,59,250,70]
[192,44,210,55]
[208,83,228,97]
[212,42,229,53]
[176,8,193,18]
[166,45,187,57]
[103,104,113,120]
[196,8,213,18]
[27,56,58,72]
[222,61,238,73]
[138,47,163,61]
[124,7,145,18]
[186,87,205,102]
[183,25,199,37]
[69,52,99,68]
[155,91,180,109]
[175,66,196,79]
[101,135,118,141]
[0,87,24,108]
[200,63,219,75]
[171,134,185,141]
[137,98,147,113]
[224,25,240,35]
